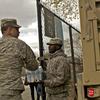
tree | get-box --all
[41,0,79,22]
[64,32,83,73]
[64,32,83,61]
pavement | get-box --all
[21,77,42,100]
[22,86,32,100]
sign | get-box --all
[44,8,55,38]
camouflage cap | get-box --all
[47,38,63,45]
[1,18,21,28]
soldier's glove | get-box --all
[24,77,29,85]
[37,57,48,61]
[35,80,44,84]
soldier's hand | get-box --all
[37,57,48,61]
[35,80,44,84]
[24,80,29,85]
[37,57,44,61]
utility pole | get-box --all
[36,0,43,58]
[36,0,46,100]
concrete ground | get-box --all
[21,77,42,100]
[22,86,32,100]
[22,86,42,100]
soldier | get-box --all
[0,18,38,100]
[40,38,75,100]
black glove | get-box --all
[35,80,44,84]
[24,77,29,85]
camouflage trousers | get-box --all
[46,93,68,100]
[0,94,23,100]
[0,90,23,100]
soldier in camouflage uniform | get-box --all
[0,18,38,100]
[42,38,75,100]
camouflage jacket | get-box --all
[0,36,38,94]
[44,49,71,95]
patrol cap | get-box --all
[1,18,21,28]
[47,38,63,45]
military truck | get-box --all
[77,0,100,99]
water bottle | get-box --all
[36,66,44,95]
[38,66,43,81]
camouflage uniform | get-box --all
[44,38,75,100]
[0,19,38,100]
